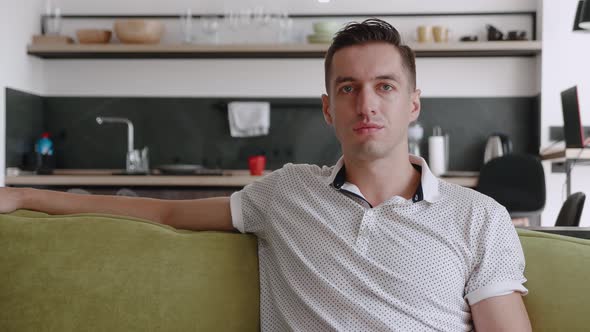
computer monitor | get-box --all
[561,86,585,148]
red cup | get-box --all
[248,155,266,176]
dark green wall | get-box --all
[6,90,540,171]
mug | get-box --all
[432,26,449,42]
[416,25,431,43]
[248,155,266,176]
[507,30,527,41]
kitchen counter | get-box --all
[5,169,266,187]
[5,169,478,188]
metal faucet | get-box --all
[96,117,149,173]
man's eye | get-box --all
[341,86,353,93]
[381,84,393,91]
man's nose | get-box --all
[356,87,378,117]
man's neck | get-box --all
[343,151,420,207]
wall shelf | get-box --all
[27,41,542,59]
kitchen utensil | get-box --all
[460,35,478,42]
[114,20,164,44]
[416,25,432,43]
[312,21,340,35]
[306,34,333,44]
[486,24,504,41]
[248,155,266,176]
[483,133,513,164]
[507,30,527,40]
[428,126,449,176]
[180,8,193,43]
[76,29,112,44]
[156,164,204,175]
[432,26,450,42]
[32,35,73,45]
[408,121,424,157]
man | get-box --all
[0,19,530,331]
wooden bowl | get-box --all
[114,20,164,44]
[76,29,112,44]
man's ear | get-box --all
[409,89,421,123]
[321,94,333,125]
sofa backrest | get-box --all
[2,211,589,331]
[517,228,590,331]
[0,210,260,332]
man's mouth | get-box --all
[353,123,384,134]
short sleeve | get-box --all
[230,168,283,236]
[464,206,528,305]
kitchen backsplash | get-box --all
[5,89,44,169]
[6,88,540,171]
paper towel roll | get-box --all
[429,135,446,176]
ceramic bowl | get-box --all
[76,29,112,44]
[114,20,164,44]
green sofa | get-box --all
[1,210,589,331]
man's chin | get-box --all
[348,143,391,161]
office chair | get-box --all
[555,192,586,227]
[476,154,546,219]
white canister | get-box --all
[428,126,448,176]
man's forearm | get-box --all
[20,188,169,223]
[16,188,235,232]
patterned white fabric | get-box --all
[230,155,527,331]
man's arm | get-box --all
[470,292,531,332]
[0,187,235,232]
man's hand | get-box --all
[0,187,24,214]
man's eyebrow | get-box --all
[334,74,402,85]
[375,74,401,83]
[334,76,356,85]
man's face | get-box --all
[321,42,421,162]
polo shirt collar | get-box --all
[326,154,441,203]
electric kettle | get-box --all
[483,133,512,164]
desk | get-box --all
[523,226,590,240]
[541,148,590,197]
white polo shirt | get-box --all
[230,155,528,331]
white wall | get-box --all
[540,0,590,226]
[44,57,539,98]
[0,1,46,186]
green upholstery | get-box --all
[517,228,590,331]
[0,210,259,331]
[1,211,589,331]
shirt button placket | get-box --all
[357,209,375,253]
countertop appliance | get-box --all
[483,133,513,164]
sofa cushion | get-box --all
[0,210,259,332]
[517,228,590,331]
[2,210,590,331]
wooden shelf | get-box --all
[541,148,590,161]
[27,41,542,59]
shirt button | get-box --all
[366,210,374,217]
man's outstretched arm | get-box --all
[471,292,531,332]
[0,187,235,232]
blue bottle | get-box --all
[35,132,55,174]
[36,132,54,156]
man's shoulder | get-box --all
[280,162,335,178]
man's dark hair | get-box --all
[324,18,416,93]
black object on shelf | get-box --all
[573,0,590,31]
